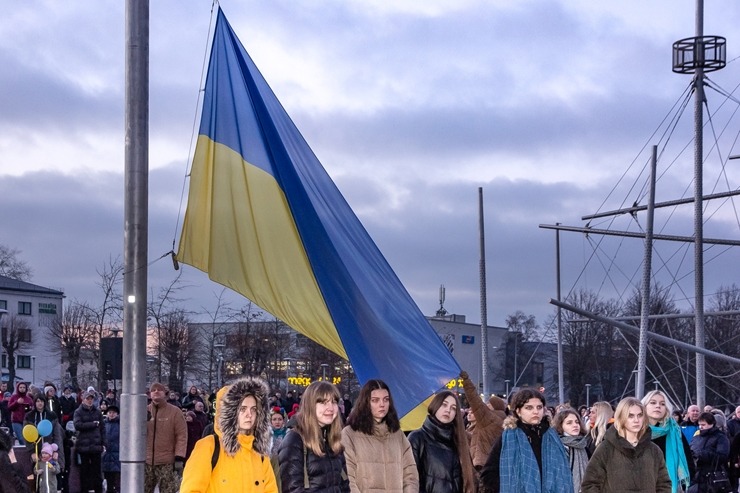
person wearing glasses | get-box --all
[73,389,107,493]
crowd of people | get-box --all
[1,374,739,493]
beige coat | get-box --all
[341,422,419,493]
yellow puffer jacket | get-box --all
[180,376,278,493]
[180,433,277,493]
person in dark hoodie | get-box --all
[24,395,65,474]
[581,397,671,493]
[180,376,277,493]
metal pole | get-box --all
[505,379,510,397]
[637,146,658,399]
[550,298,740,365]
[693,0,706,409]
[121,1,149,491]
[478,187,490,397]
[555,225,565,405]
[586,384,591,408]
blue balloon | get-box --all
[37,419,53,438]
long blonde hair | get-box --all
[641,390,674,426]
[589,401,614,447]
[614,397,649,440]
[295,381,343,456]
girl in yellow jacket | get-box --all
[180,376,278,493]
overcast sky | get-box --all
[1,0,739,330]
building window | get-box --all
[38,303,57,315]
[1,354,6,369]
[18,329,32,343]
[18,302,32,316]
[17,355,31,369]
[0,300,6,310]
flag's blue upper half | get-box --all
[177,8,460,418]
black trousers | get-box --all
[78,452,103,493]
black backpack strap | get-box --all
[211,432,220,470]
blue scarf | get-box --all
[500,424,574,493]
[651,420,691,493]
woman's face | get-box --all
[370,389,390,422]
[562,413,582,436]
[434,395,458,424]
[517,398,544,425]
[624,405,644,435]
[645,394,667,423]
[271,413,285,429]
[698,419,714,431]
[315,395,339,427]
[238,396,257,432]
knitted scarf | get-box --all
[560,434,589,492]
[650,420,691,493]
[500,424,574,493]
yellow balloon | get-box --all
[22,424,39,443]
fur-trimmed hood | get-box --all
[217,376,271,457]
[503,415,518,430]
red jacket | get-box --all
[7,384,32,424]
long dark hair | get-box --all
[346,379,400,434]
[427,391,477,493]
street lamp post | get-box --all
[285,357,295,392]
[504,379,510,397]
[214,342,225,389]
[31,356,36,385]
[653,380,659,390]
[585,384,592,408]
[320,363,329,382]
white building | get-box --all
[0,275,64,387]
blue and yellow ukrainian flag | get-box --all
[177,8,459,425]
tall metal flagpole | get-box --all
[636,146,658,399]
[121,1,149,491]
[692,0,706,410]
[478,188,489,397]
[555,225,565,406]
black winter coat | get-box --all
[278,429,350,493]
[73,404,107,454]
[690,426,730,490]
[408,416,462,493]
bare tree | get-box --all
[150,308,195,392]
[45,301,97,390]
[704,284,740,406]
[560,289,624,405]
[0,244,32,281]
[1,315,32,384]
[147,273,187,386]
[88,257,124,389]
[188,290,234,391]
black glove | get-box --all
[174,457,185,473]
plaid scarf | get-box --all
[500,423,574,493]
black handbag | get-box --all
[706,455,732,493]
